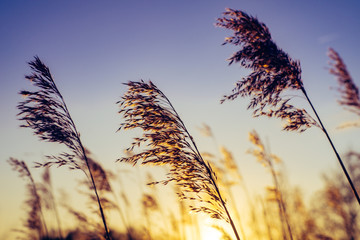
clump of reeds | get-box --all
[328,48,360,128]
[17,56,111,239]
[117,80,241,240]
[216,8,360,205]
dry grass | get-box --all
[6,8,360,240]
[17,56,111,239]
[117,80,241,240]
[216,8,360,206]
[216,8,318,132]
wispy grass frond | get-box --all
[216,8,319,132]
[18,56,84,167]
[216,8,360,205]
[328,48,360,127]
[248,130,282,168]
[17,56,111,239]
[117,80,224,219]
[118,80,241,240]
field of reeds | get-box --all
[3,7,360,240]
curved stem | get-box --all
[160,90,241,240]
[212,175,242,240]
[300,86,360,205]
[80,144,111,240]
[58,89,111,239]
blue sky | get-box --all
[1,0,360,238]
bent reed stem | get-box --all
[161,91,241,240]
[19,57,112,239]
[300,86,360,205]
[60,84,111,240]
[119,81,241,240]
[81,145,111,240]
[62,101,111,239]
[54,74,111,240]
[216,9,360,207]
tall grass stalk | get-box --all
[216,9,360,205]
[8,158,49,239]
[117,80,241,240]
[17,56,111,239]
[198,124,247,239]
[248,130,293,240]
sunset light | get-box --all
[200,225,223,240]
[1,1,360,240]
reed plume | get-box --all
[328,48,360,128]
[216,8,360,205]
[17,56,111,239]
[117,80,241,240]
[216,8,318,132]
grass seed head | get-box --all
[118,80,230,222]
[216,9,319,132]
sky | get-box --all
[1,0,360,239]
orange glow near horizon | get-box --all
[201,226,223,240]
[198,217,230,240]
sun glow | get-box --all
[200,221,224,240]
